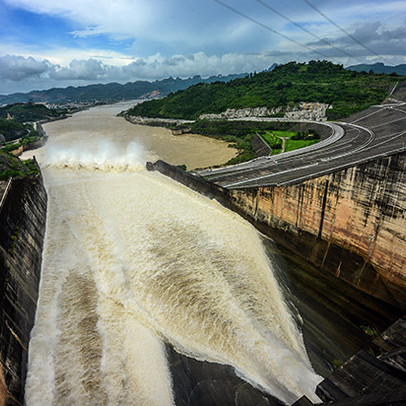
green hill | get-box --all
[0,120,28,143]
[0,103,65,122]
[0,103,67,146]
[125,60,403,120]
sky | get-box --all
[0,0,405,94]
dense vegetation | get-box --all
[126,60,403,120]
[0,103,65,122]
[0,150,39,180]
[1,130,42,152]
[0,103,65,151]
[0,119,28,143]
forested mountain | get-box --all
[0,73,245,106]
[125,60,404,120]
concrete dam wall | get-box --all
[0,173,47,404]
[228,152,406,308]
[148,152,406,309]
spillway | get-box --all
[25,104,321,405]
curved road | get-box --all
[197,101,406,189]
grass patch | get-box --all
[270,130,297,138]
[260,129,320,154]
[285,138,319,152]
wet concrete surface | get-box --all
[165,238,402,406]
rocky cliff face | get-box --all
[199,102,331,121]
[228,153,406,308]
[0,174,47,404]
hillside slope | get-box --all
[0,103,64,122]
[125,60,404,120]
[0,103,66,146]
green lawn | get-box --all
[270,130,297,138]
[260,130,320,154]
[285,139,319,152]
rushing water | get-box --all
[25,104,322,405]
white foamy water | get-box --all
[25,105,321,405]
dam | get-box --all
[24,103,322,405]
[0,102,403,405]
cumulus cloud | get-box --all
[50,59,107,80]
[2,44,405,95]
[0,55,49,80]
[306,20,406,58]
[0,51,287,94]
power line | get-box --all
[299,0,391,63]
[212,0,333,60]
[254,0,362,62]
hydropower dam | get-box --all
[0,102,404,405]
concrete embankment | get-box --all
[228,152,406,309]
[147,152,406,309]
[0,168,47,404]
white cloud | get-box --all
[49,59,107,80]
[3,0,280,56]
[0,55,49,80]
[1,45,406,94]
[0,51,279,93]
[1,0,406,93]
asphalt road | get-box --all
[197,101,406,189]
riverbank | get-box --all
[37,103,238,170]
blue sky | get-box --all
[0,0,405,94]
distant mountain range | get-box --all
[346,63,406,76]
[0,73,246,106]
[3,62,404,107]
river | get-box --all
[24,103,400,406]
